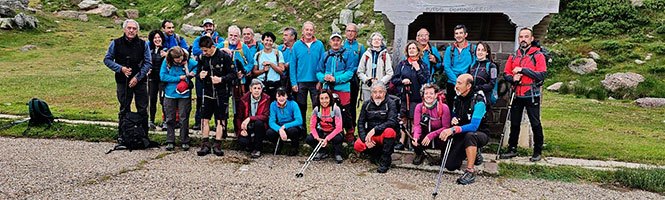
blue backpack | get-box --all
[472,62,499,105]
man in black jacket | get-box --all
[103,19,151,145]
[354,83,398,173]
[195,36,237,157]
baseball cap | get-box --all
[202,19,214,26]
[329,32,342,40]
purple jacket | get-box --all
[413,101,451,140]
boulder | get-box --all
[635,98,665,108]
[546,82,563,91]
[100,4,118,17]
[57,11,80,19]
[78,14,89,22]
[265,2,277,9]
[345,0,363,9]
[13,13,37,29]
[19,44,36,52]
[0,0,29,10]
[331,19,341,33]
[124,9,139,19]
[588,51,600,59]
[189,0,199,8]
[601,72,645,92]
[183,13,194,19]
[0,18,14,29]
[0,5,16,18]
[78,0,100,10]
[339,9,353,25]
[567,58,597,75]
[631,0,643,6]
[181,24,203,35]
[354,10,364,18]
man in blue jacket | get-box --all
[243,26,264,62]
[161,20,188,50]
[443,25,475,111]
[416,28,442,84]
[191,18,225,130]
[318,32,358,143]
[290,21,326,124]
[342,23,365,144]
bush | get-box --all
[550,0,650,38]
[600,40,622,51]
[650,44,665,55]
[615,168,665,193]
[654,25,665,34]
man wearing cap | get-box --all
[291,21,325,125]
[316,33,358,143]
[191,18,225,130]
[236,79,271,158]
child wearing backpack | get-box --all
[160,47,197,151]
[468,42,498,106]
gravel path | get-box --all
[0,137,661,199]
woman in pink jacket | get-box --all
[411,83,451,165]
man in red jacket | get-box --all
[501,27,547,162]
[236,79,271,158]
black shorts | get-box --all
[201,95,229,120]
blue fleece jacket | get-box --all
[290,38,325,86]
[160,58,198,98]
[192,31,225,56]
[163,34,189,50]
[316,49,356,92]
[444,42,475,84]
[245,41,264,61]
[278,44,294,75]
[269,100,303,131]
[422,44,442,82]
[342,39,365,72]
[218,41,254,83]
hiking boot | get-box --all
[377,165,390,173]
[529,154,542,162]
[475,147,484,165]
[197,142,210,156]
[500,147,518,159]
[192,123,201,130]
[394,143,405,150]
[313,152,327,161]
[175,122,181,129]
[182,144,190,151]
[166,143,175,151]
[288,148,298,157]
[148,122,157,130]
[213,141,224,156]
[335,155,343,164]
[251,150,261,158]
[457,169,476,185]
[412,153,425,165]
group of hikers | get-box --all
[103,18,547,185]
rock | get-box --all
[223,0,236,6]
[339,9,353,25]
[0,0,29,10]
[78,0,100,10]
[57,11,80,19]
[635,98,665,108]
[181,24,203,35]
[567,58,597,75]
[78,14,88,21]
[189,0,199,8]
[124,9,139,19]
[0,5,16,18]
[183,13,194,19]
[645,53,652,61]
[354,10,364,19]
[345,0,363,9]
[20,44,36,52]
[369,19,375,25]
[100,4,118,17]
[265,2,277,9]
[631,0,643,6]
[601,72,645,92]
[588,51,600,59]
[635,59,645,64]
[113,19,123,25]
[483,162,499,175]
[331,19,341,33]
[254,33,262,44]
[547,82,563,91]
[0,18,14,29]
[608,97,616,100]
[13,13,37,29]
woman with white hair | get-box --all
[357,32,393,102]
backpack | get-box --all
[223,41,248,65]
[472,61,499,105]
[254,49,281,83]
[362,51,388,78]
[25,98,55,133]
[448,42,475,69]
[315,105,337,132]
[118,112,152,150]
[323,49,348,67]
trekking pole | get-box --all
[269,138,280,169]
[496,82,517,160]
[295,140,324,178]
[432,137,454,199]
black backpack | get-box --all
[25,98,55,133]
[119,112,152,150]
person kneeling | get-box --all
[354,83,398,173]
[305,90,344,163]
[411,83,450,165]
[438,74,490,185]
[236,79,271,158]
[266,87,304,156]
